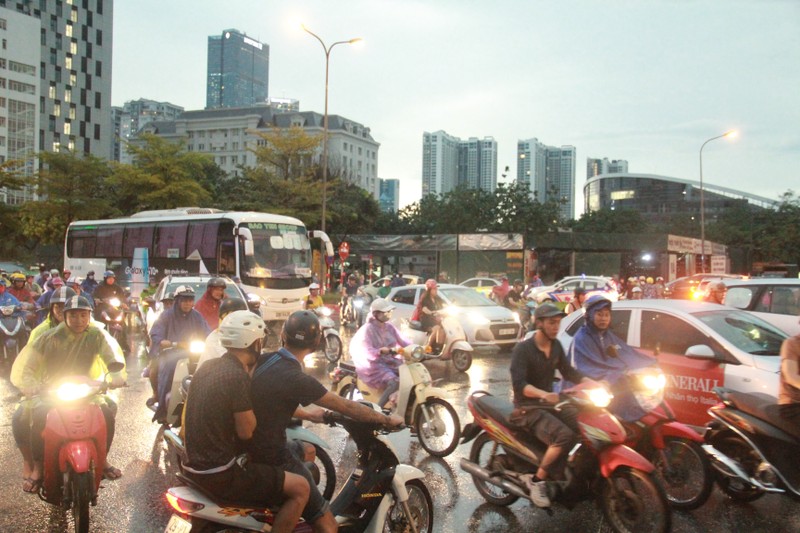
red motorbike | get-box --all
[37,362,123,533]
[617,368,713,510]
[460,384,671,533]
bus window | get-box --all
[187,221,220,259]
[96,227,123,258]
[219,240,235,274]
[123,225,154,258]
[68,227,96,257]
[154,223,188,258]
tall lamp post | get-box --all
[699,130,736,273]
[301,25,362,234]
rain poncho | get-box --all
[350,316,411,390]
[567,302,656,421]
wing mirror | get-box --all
[684,344,716,359]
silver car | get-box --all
[384,284,521,349]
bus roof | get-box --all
[67,208,306,229]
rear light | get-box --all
[166,491,205,514]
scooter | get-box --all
[314,306,342,363]
[36,362,125,533]
[702,387,800,502]
[331,345,462,457]
[164,407,434,533]
[459,385,671,533]
[0,304,27,363]
[94,297,128,354]
[399,307,474,372]
[147,339,206,426]
[341,288,369,328]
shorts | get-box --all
[284,450,330,523]
[186,459,285,508]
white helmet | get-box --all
[370,298,395,314]
[309,283,320,290]
[219,310,267,349]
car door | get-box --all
[636,310,726,427]
[552,280,580,302]
[388,287,420,322]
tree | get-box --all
[249,126,321,181]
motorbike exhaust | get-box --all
[701,444,784,493]
[459,458,529,500]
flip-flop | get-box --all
[103,466,123,480]
[22,477,42,493]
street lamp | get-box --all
[301,25,362,234]
[698,130,736,273]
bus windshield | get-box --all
[242,222,312,279]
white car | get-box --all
[529,275,618,304]
[384,284,521,349]
[557,299,787,428]
[459,277,502,297]
[361,274,421,299]
[722,278,800,335]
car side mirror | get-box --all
[684,344,716,359]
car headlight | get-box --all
[56,382,94,402]
[511,311,521,324]
[467,311,490,326]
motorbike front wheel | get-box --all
[312,444,337,501]
[451,349,472,372]
[600,466,671,533]
[649,437,713,510]
[324,334,342,363]
[468,432,519,506]
[69,470,92,533]
[709,431,766,502]
[415,398,461,457]
[382,479,433,533]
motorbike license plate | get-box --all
[274,311,290,319]
[499,328,516,336]
[164,515,192,533]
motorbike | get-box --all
[147,339,206,426]
[164,406,434,533]
[399,307,474,372]
[459,385,671,533]
[94,297,128,354]
[1,304,27,363]
[341,288,369,328]
[702,386,800,502]
[35,362,125,533]
[331,344,462,457]
[313,305,342,363]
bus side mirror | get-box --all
[238,228,254,257]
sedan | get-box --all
[723,278,800,335]
[385,284,521,348]
[361,274,421,299]
[557,299,787,427]
[459,277,501,297]
[529,275,618,304]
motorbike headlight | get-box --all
[353,300,364,309]
[586,387,613,408]
[318,306,332,317]
[189,340,206,354]
[109,298,121,307]
[407,345,426,362]
[1,306,14,316]
[56,382,94,402]
[632,369,666,412]
[467,311,490,326]
[443,306,460,317]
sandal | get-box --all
[22,477,42,494]
[103,465,123,480]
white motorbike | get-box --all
[399,308,474,372]
[165,407,433,533]
[0,304,27,363]
[147,339,206,426]
[331,345,462,457]
[314,306,343,363]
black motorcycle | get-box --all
[703,386,800,502]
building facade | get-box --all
[586,157,628,179]
[206,29,269,110]
[114,98,184,163]
[138,106,380,200]
[379,178,399,212]
[0,0,113,163]
[422,130,497,197]
[0,7,40,204]
[517,138,576,220]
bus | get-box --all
[64,208,332,321]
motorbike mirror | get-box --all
[106,361,125,373]
[684,344,716,359]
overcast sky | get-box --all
[112,0,800,216]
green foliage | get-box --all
[249,126,321,181]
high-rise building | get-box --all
[207,29,269,110]
[0,8,40,205]
[422,130,497,197]
[114,98,184,163]
[0,0,114,164]
[379,178,400,212]
[587,157,629,179]
[517,138,576,220]
[265,97,299,113]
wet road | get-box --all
[0,328,798,532]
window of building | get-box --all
[70,41,77,54]
[69,104,76,119]
[0,97,5,108]
[94,123,100,140]
[96,29,102,46]
[66,23,72,37]
[64,88,71,102]
[0,19,6,30]
[95,60,101,77]
[54,102,61,117]
[64,121,71,135]
[94,91,101,108]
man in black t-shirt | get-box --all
[183,311,309,532]
[250,310,403,533]
[509,303,599,509]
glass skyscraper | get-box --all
[206,29,269,109]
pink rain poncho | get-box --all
[350,316,411,390]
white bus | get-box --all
[64,208,332,321]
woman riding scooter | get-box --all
[416,279,446,353]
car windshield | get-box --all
[166,281,241,300]
[693,310,787,356]
[440,287,496,306]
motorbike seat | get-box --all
[725,390,800,442]
[474,394,516,426]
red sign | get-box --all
[338,241,350,261]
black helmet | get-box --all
[282,310,321,349]
[219,297,248,319]
[534,303,566,320]
[64,295,93,312]
[51,286,77,306]
[207,277,227,289]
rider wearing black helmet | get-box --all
[92,270,126,304]
[195,277,228,330]
[248,310,403,532]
